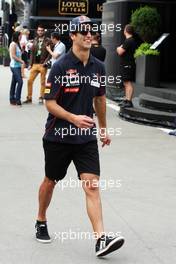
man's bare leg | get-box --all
[37,176,56,221]
[35,177,56,243]
[124,81,134,101]
[81,173,104,239]
[80,173,125,256]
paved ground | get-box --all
[0,66,176,264]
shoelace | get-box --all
[99,238,106,249]
[99,235,116,249]
[37,224,48,236]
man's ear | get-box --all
[70,33,76,41]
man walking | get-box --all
[116,24,137,108]
[23,25,51,104]
[35,16,125,257]
[46,32,66,66]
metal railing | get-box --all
[0,33,10,66]
[2,33,9,48]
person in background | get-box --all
[20,28,30,77]
[116,24,138,108]
[90,33,106,62]
[9,31,25,106]
[46,32,66,66]
[23,25,51,104]
[14,21,23,33]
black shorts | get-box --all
[120,64,136,82]
[43,140,100,182]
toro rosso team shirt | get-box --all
[43,50,106,144]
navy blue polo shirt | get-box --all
[43,50,106,144]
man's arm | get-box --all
[29,39,37,67]
[116,45,126,56]
[45,100,95,129]
[42,39,52,66]
[42,53,52,66]
[94,95,111,147]
[117,39,130,56]
[46,45,60,60]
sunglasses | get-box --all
[76,30,97,36]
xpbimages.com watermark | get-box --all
[54,126,122,139]
[57,178,122,191]
[53,74,122,86]
[54,230,122,243]
[54,23,122,35]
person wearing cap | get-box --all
[46,32,66,66]
[35,15,125,257]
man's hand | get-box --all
[45,101,95,129]
[72,115,95,128]
[46,45,51,52]
[99,129,111,147]
[41,63,47,68]
[116,46,126,56]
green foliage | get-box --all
[134,43,160,58]
[0,47,9,58]
[131,6,160,42]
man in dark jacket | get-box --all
[24,25,51,104]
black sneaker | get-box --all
[16,101,22,106]
[120,100,133,108]
[23,97,32,104]
[169,129,176,136]
[118,100,125,107]
[96,234,125,257]
[10,100,16,105]
[35,221,51,243]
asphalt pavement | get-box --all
[0,66,176,264]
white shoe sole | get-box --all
[96,236,125,257]
[36,238,52,244]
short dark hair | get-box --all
[92,33,101,44]
[37,25,45,30]
[51,32,60,40]
[125,24,135,35]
